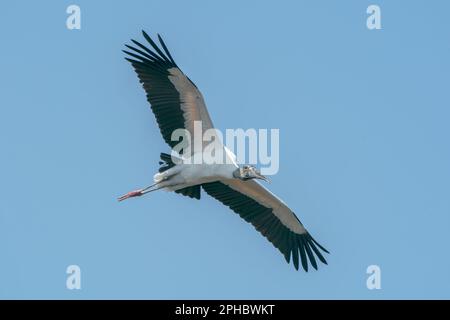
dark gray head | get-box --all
[233,165,269,182]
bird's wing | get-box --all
[124,31,214,152]
[202,179,329,271]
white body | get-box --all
[154,149,238,191]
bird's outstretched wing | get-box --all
[202,180,329,271]
[124,31,214,151]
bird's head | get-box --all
[233,165,270,182]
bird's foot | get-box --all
[117,189,144,201]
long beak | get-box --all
[255,173,270,183]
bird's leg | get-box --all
[140,185,165,195]
[118,181,163,202]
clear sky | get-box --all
[1,1,449,299]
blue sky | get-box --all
[1,1,449,299]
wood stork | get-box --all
[119,31,329,271]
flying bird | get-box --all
[119,31,329,271]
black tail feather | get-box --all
[158,153,201,200]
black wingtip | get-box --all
[307,236,328,265]
[142,29,150,39]
[284,252,291,264]
[141,30,170,63]
[291,235,300,271]
[157,33,177,66]
[311,236,330,254]
[297,235,316,271]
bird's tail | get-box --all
[157,152,201,200]
[158,152,177,173]
[153,152,178,183]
